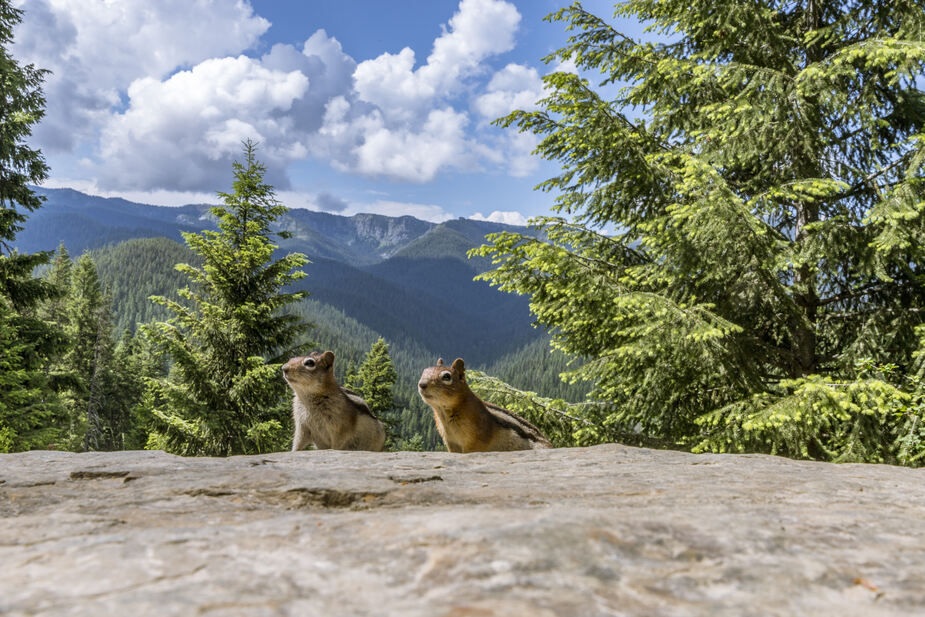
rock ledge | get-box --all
[1,445,923,616]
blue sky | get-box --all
[18,0,647,223]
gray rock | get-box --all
[1,445,923,616]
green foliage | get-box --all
[393,433,427,452]
[467,369,674,449]
[62,255,109,448]
[347,337,401,448]
[144,141,309,456]
[697,359,925,465]
[92,237,199,334]
[110,329,166,450]
[473,0,925,463]
[347,338,398,415]
[0,296,60,451]
[33,249,155,451]
[0,0,49,256]
[484,336,591,401]
[0,0,67,451]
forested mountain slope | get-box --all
[18,189,585,448]
[84,237,566,449]
[21,187,539,365]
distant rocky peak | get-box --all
[351,213,434,252]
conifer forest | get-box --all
[3,0,925,465]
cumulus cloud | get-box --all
[15,0,269,152]
[98,56,309,190]
[96,29,358,191]
[473,63,544,120]
[22,0,545,200]
[470,210,529,226]
[353,108,473,180]
[316,0,523,182]
[353,0,520,117]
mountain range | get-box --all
[16,186,590,448]
[18,186,540,367]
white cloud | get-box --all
[23,0,544,198]
[316,0,524,182]
[503,130,541,177]
[39,178,217,207]
[89,26,358,191]
[469,63,546,177]
[15,0,269,152]
[471,210,529,226]
[97,56,309,191]
[473,63,544,120]
[280,191,454,222]
[352,108,474,181]
[353,200,453,223]
[353,0,520,117]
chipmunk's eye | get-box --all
[303,357,316,368]
[440,371,452,383]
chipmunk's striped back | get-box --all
[418,357,552,453]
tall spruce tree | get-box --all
[347,337,399,448]
[41,244,72,325]
[145,141,309,456]
[0,0,66,450]
[474,1,925,462]
[111,330,166,450]
[63,254,116,450]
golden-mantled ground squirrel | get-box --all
[418,358,552,452]
[283,351,385,452]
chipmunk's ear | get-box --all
[436,358,444,366]
[321,350,335,367]
[451,358,465,378]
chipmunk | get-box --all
[418,358,552,453]
[282,350,385,452]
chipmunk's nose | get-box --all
[282,365,290,376]
[418,380,428,391]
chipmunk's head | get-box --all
[282,350,336,394]
[418,358,467,406]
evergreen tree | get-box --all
[0,0,66,450]
[145,141,309,456]
[102,329,163,451]
[41,244,72,325]
[0,296,58,451]
[474,1,925,463]
[62,254,114,450]
[347,337,399,448]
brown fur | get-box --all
[417,358,552,453]
[283,351,385,452]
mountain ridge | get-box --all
[19,187,576,448]
[20,186,526,266]
[18,186,539,367]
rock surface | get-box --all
[1,444,923,616]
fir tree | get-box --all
[0,0,65,450]
[145,141,309,456]
[0,296,58,451]
[63,254,114,450]
[96,329,162,451]
[473,1,925,462]
[347,337,399,447]
[41,244,72,325]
